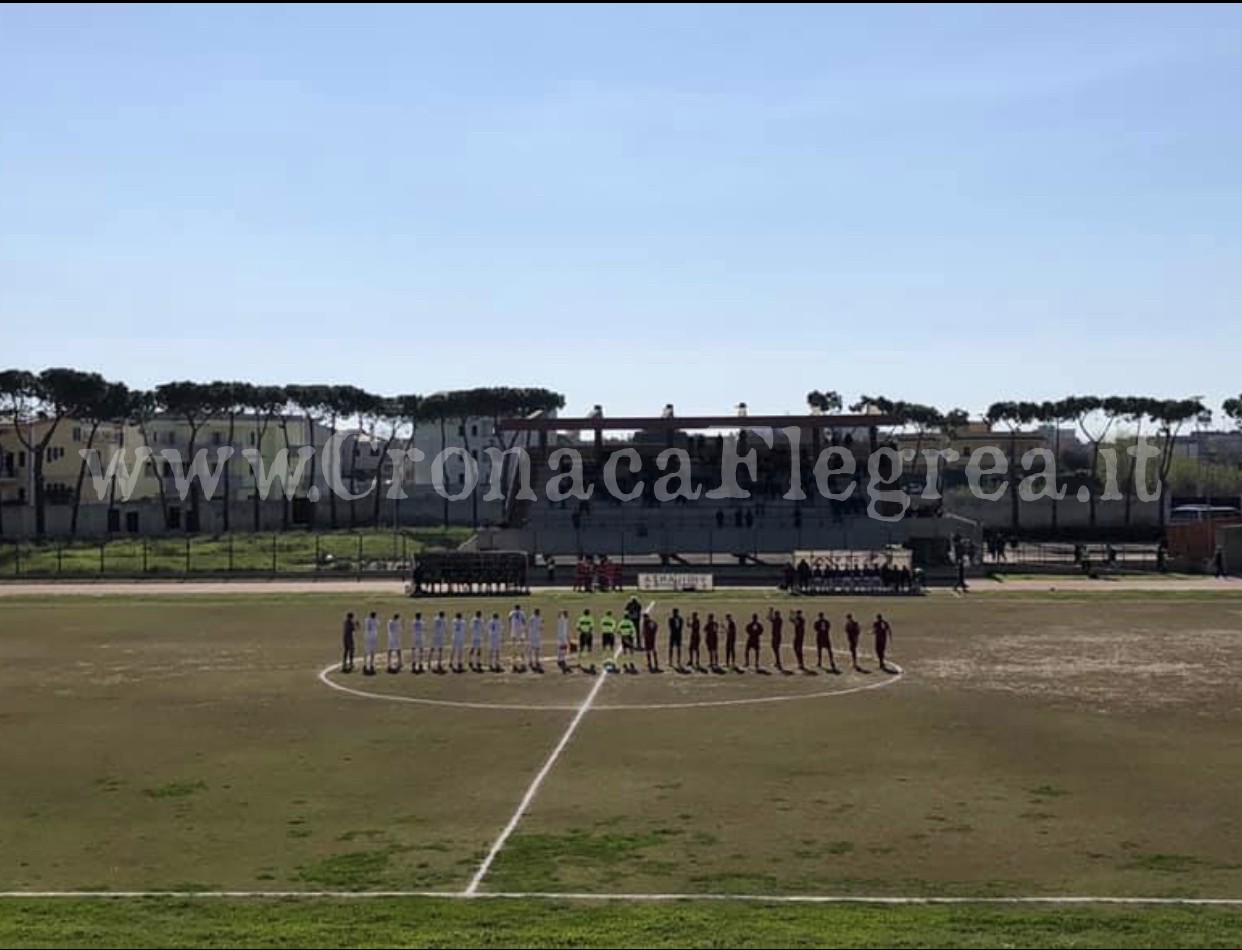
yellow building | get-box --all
[1,413,321,515]
[0,417,135,507]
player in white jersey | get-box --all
[451,612,467,673]
[469,610,485,672]
[410,612,426,673]
[431,611,447,673]
[362,610,380,676]
[508,604,527,671]
[556,610,571,670]
[527,607,544,672]
[386,613,403,673]
[487,612,503,671]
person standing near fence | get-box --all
[341,612,357,674]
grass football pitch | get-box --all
[2,587,1242,947]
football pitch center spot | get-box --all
[317,659,905,711]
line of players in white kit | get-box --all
[340,606,562,675]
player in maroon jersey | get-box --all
[791,609,807,671]
[744,613,763,669]
[767,608,784,671]
[845,612,862,671]
[873,613,894,673]
[687,610,702,670]
[814,611,838,673]
[704,613,720,669]
[643,612,660,672]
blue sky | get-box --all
[2,4,1240,420]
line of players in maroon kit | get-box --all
[633,608,896,675]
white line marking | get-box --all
[2,890,1242,905]
[317,660,904,712]
[463,645,624,895]
[595,665,903,710]
[318,662,580,711]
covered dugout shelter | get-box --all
[407,550,529,596]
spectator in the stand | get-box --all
[796,558,811,593]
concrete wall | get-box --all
[942,492,1165,529]
[0,486,503,539]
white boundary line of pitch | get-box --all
[1,890,1241,905]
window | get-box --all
[249,431,257,446]
[457,424,466,437]
[107,508,121,532]
[126,511,140,533]
[471,424,478,437]
[470,448,477,460]
[72,426,83,442]
[18,451,26,467]
[166,431,175,444]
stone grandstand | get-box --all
[474,408,974,567]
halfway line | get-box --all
[463,644,624,895]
